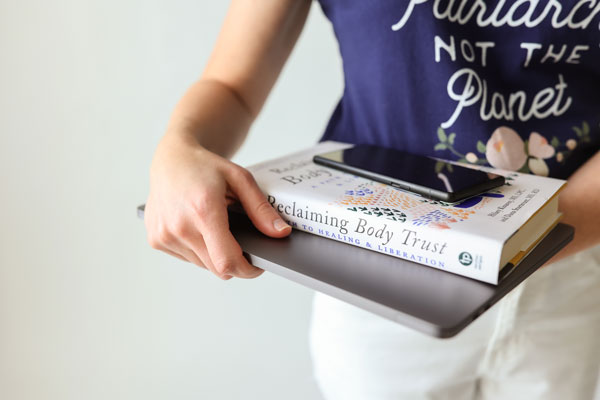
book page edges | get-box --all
[500,188,563,267]
[502,214,562,278]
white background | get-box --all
[0,1,342,399]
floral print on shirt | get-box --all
[434,122,593,176]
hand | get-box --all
[144,133,292,280]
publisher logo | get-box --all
[458,252,473,266]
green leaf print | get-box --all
[518,163,530,174]
[551,136,560,148]
[434,143,447,151]
[437,127,447,142]
[583,121,590,135]
[435,160,445,174]
[448,133,456,145]
[477,140,486,154]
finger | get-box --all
[151,215,233,279]
[155,234,210,272]
[180,246,235,279]
[177,230,235,280]
[194,198,264,279]
[226,166,292,238]
[161,248,189,263]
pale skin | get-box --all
[145,0,599,279]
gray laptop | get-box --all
[137,205,572,338]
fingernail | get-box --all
[274,218,290,231]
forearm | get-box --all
[164,79,253,159]
[161,0,311,159]
[548,151,600,263]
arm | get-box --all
[166,0,311,157]
[146,0,312,279]
[548,150,600,264]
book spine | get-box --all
[267,192,502,284]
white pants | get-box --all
[310,245,600,400]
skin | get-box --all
[145,0,311,279]
[549,151,600,264]
[145,0,599,279]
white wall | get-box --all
[0,1,342,399]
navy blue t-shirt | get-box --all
[317,0,600,179]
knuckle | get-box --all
[156,228,173,246]
[148,228,172,249]
[147,234,162,250]
[231,166,255,185]
[213,257,236,277]
[192,194,212,219]
[255,200,274,216]
[170,219,187,238]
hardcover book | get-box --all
[248,141,565,284]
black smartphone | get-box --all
[313,144,505,203]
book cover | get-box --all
[248,141,566,284]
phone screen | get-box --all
[314,145,504,202]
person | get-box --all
[144,1,600,399]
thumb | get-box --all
[227,167,292,238]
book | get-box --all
[247,141,565,284]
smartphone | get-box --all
[313,144,505,203]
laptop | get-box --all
[137,205,573,338]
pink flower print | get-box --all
[528,132,555,159]
[527,132,554,177]
[485,126,527,171]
